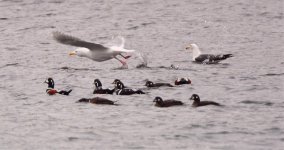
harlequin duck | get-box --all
[145,81,174,88]
[44,78,72,95]
[190,94,221,107]
[93,79,114,94]
[112,79,121,84]
[114,80,145,95]
[174,77,191,85]
[112,79,129,87]
[112,79,129,89]
[153,97,184,107]
[77,97,116,105]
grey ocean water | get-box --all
[0,0,283,149]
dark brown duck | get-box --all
[190,94,221,107]
[145,81,174,88]
[153,96,183,107]
[77,97,116,105]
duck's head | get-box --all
[77,98,90,103]
[190,94,200,102]
[114,80,125,89]
[93,79,102,87]
[44,78,54,88]
[145,81,154,87]
[112,79,121,84]
[153,96,163,103]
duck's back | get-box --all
[160,100,183,107]
[91,97,114,105]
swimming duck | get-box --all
[112,79,122,85]
[114,80,145,95]
[44,78,72,95]
[77,97,116,105]
[174,78,191,85]
[145,81,174,88]
[112,79,130,89]
[93,79,114,94]
[186,44,233,64]
[153,97,183,107]
[190,94,221,107]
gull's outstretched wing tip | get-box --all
[52,31,108,51]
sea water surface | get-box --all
[0,0,283,149]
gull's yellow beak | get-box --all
[185,45,192,50]
[69,51,76,56]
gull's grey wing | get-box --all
[194,54,211,62]
[53,31,108,51]
[195,54,233,63]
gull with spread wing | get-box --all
[53,32,135,68]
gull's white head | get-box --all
[185,43,201,60]
[69,47,91,57]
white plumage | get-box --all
[53,32,135,68]
[186,43,233,64]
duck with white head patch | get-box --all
[44,78,72,95]
[113,79,145,95]
[189,94,222,107]
[93,79,114,94]
[153,97,184,107]
[145,81,174,88]
[174,77,191,85]
[77,97,117,105]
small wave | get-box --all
[261,73,284,77]
[0,17,8,20]
[264,127,281,132]
[48,0,64,4]
[206,131,230,135]
[141,22,155,26]
[5,47,19,51]
[0,63,19,69]
[68,137,79,141]
[5,63,19,66]
[240,100,273,106]
[127,26,139,30]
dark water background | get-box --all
[0,0,283,149]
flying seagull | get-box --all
[53,31,135,68]
[186,44,233,64]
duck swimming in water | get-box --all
[77,97,116,105]
[44,78,72,95]
[145,81,174,88]
[189,94,221,107]
[153,96,184,107]
[113,80,145,95]
[93,79,114,94]
[174,78,191,85]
